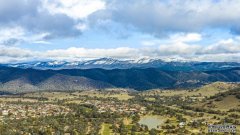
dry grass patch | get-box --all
[0,97,38,102]
[74,90,133,100]
[24,92,78,101]
[214,95,240,111]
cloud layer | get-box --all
[1,36,240,63]
[2,0,240,43]
[0,0,86,44]
[91,0,240,36]
[0,0,240,63]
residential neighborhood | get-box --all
[0,103,71,121]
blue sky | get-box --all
[0,0,240,63]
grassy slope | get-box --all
[73,90,133,100]
[101,124,112,135]
[141,82,239,97]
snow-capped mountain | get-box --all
[3,57,240,71]
[5,58,155,69]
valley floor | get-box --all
[0,82,240,135]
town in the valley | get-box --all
[0,82,240,135]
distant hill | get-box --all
[0,66,239,93]
[0,66,113,93]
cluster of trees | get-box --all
[181,105,224,115]
[0,114,88,135]
[222,117,240,125]
[210,87,240,100]
[0,102,129,135]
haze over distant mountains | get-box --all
[0,58,240,93]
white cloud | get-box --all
[90,0,240,36]
[32,41,51,45]
[158,42,201,56]
[141,33,203,56]
[0,56,30,63]
[0,26,51,45]
[44,47,138,59]
[0,27,25,45]
[1,0,240,63]
[0,0,82,40]
[2,30,240,63]
[1,29,240,63]
[141,33,202,47]
[0,45,35,58]
[170,33,202,42]
[75,23,88,31]
[200,38,240,54]
[44,0,106,19]
[1,38,240,63]
[193,53,240,62]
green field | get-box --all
[101,124,112,135]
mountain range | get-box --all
[4,58,240,71]
[0,64,240,93]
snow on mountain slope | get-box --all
[3,57,240,71]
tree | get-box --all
[119,121,127,135]
[131,124,138,134]
[144,125,149,132]
[71,129,79,135]
[149,129,158,135]
[132,114,140,123]
[111,124,118,133]
[165,119,170,124]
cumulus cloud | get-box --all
[1,0,240,42]
[0,26,51,45]
[140,33,203,56]
[44,47,138,59]
[0,27,25,45]
[43,0,106,19]
[90,0,240,36]
[158,43,201,56]
[191,53,240,62]
[1,37,240,63]
[199,39,240,54]
[0,0,84,44]
[170,33,202,43]
[0,45,35,58]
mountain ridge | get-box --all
[0,66,239,93]
[3,58,240,71]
